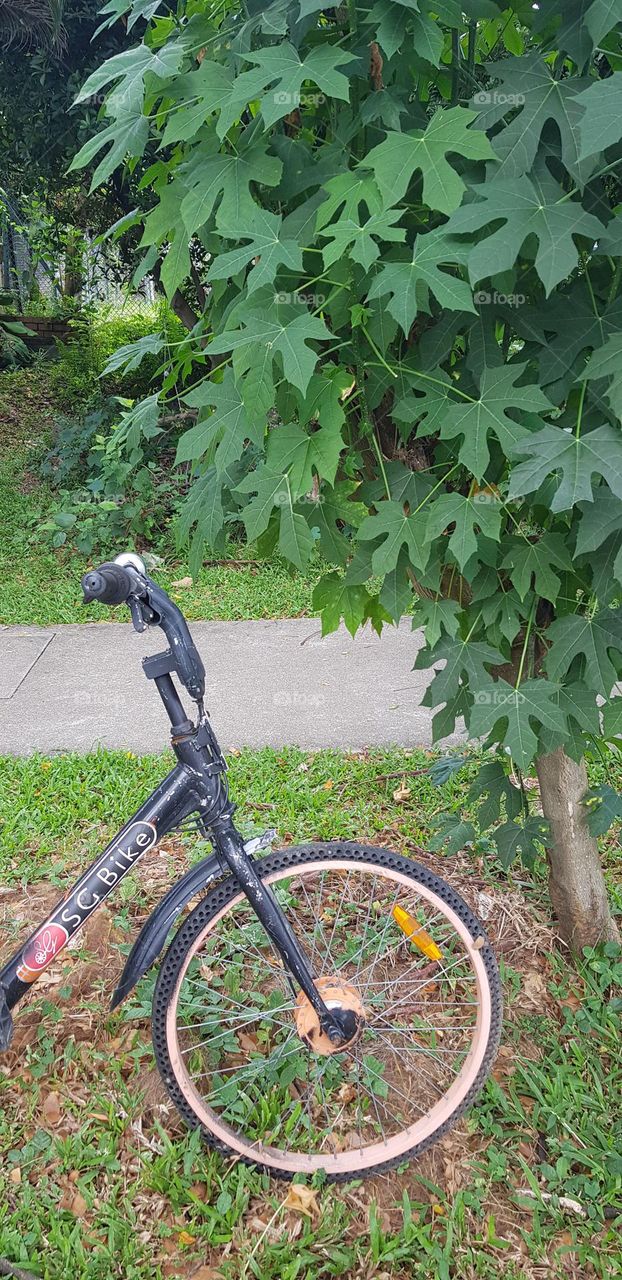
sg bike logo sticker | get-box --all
[15,821,158,985]
[17,923,70,983]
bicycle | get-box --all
[0,554,502,1180]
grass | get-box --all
[1,747,620,1279]
[0,365,320,626]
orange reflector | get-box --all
[392,905,443,961]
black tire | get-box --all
[152,841,502,1180]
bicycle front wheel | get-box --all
[152,842,502,1179]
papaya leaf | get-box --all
[366,232,475,336]
[442,170,605,295]
[584,784,622,837]
[361,107,496,215]
[545,609,622,696]
[207,300,331,396]
[508,424,622,512]
[468,678,568,770]
[358,500,430,575]
[493,817,549,870]
[313,572,373,637]
[207,208,303,293]
[425,363,552,481]
[425,492,502,572]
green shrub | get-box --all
[46,299,185,408]
[38,393,187,557]
[93,300,185,397]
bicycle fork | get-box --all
[211,820,356,1047]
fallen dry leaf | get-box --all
[323,779,334,791]
[71,1191,88,1218]
[283,1184,319,1217]
[9,1166,21,1184]
[519,970,549,1009]
[178,1230,197,1246]
[42,1092,62,1126]
[393,784,411,802]
[172,576,193,588]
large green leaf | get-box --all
[468,760,524,829]
[470,55,595,182]
[425,492,502,571]
[180,139,282,237]
[357,500,430,574]
[500,533,573,604]
[364,0,409,58]
[315,173,383,231]
[361,107,496,215]
[492,817,549,870]
[176,370,263,473]
[159,231,190,298]
[177,467,225,570]
[508,424,622,512]
[313,572,374,637]
[207,208,302,293]
[160,62,236,146]
[234,467,314,569]
[413,598,461,648]
[69,114,150,190]
[416,635,505,705]
[418,363,552,481]
[442,170,605,294]
[318,206,406,271]
[207,299,331,396]
[266,421,343,496]
[366,231,475,336]
[74,41,183,118]
[480,589,525,646]
[468,678,568,769]
[545,609,622,696]
[226,41,352,133]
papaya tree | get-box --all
[71,0,622,952]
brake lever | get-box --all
[128,597,147,634]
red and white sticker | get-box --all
[17,923,69,983]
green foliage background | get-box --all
[70,0,622,866]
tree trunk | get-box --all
[535,747,620,952]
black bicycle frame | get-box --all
[0,673,347,1051]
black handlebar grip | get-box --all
[82,563,133,606]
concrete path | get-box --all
[0,618,455,755]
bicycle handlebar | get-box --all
[82,562,134,606]
[81,559,206,704]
